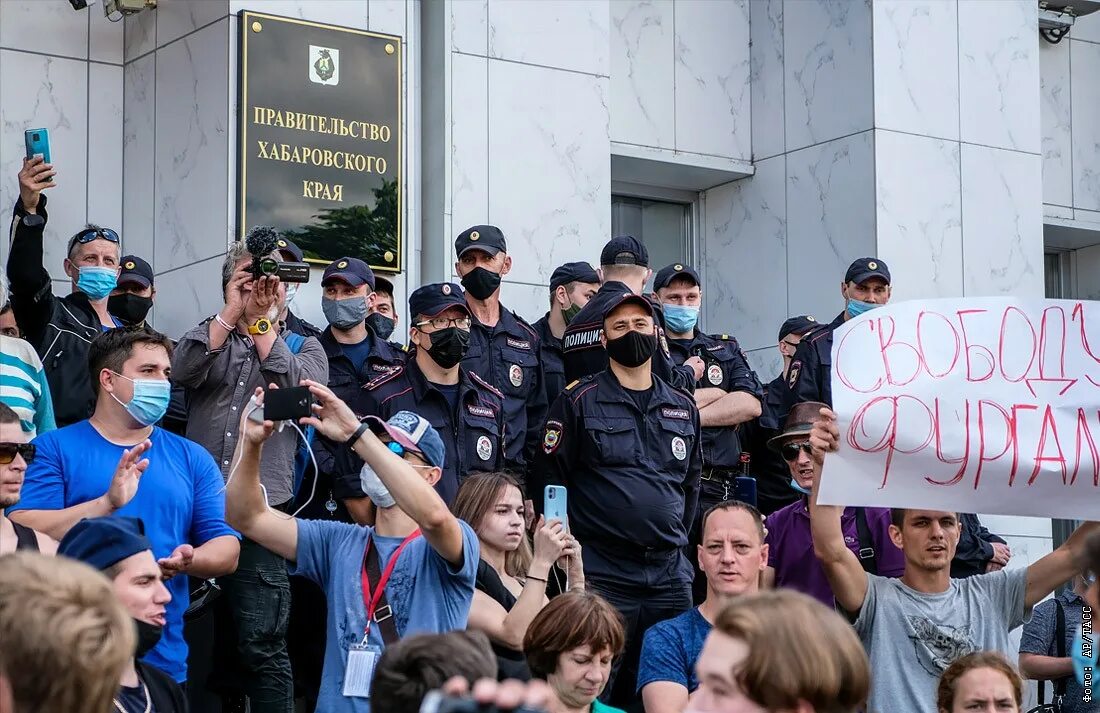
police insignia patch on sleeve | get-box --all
[543,420,563,454]
[787,361,802,388]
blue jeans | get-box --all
[219,537,293,713]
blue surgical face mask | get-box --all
[789,478,812,495]
[846,298,881,318]
[77,266,119,301]
[110,371,171,426]
[663,304,700,334]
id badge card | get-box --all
[342,642,382,698]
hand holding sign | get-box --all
[819,297,1100,521]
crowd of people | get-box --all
[1,152,1099,713]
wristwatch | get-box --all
[247,317,272,336]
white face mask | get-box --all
[360,463,396,508]
[285,284,299,305]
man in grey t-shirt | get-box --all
[806,408,1100,713]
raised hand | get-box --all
[531,516,568,568]
[809,407,840,465]
[240,386,276,446]
[244,275,280,323]
[299,379,361,444]
[157,544,195,580]
[18,156,56,213]
[105,440,152,511]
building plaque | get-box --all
[237,11,402,271]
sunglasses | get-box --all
[0,442,35,465]
[68,227,120,251]
[780,441,813,462]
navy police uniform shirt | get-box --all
[462,308,547,473]
[562,281,697,393]
[312,328,407,510]
[532,370,702,584]
[778,311,846,413]
[532,313,566,409]
[667,331,763,470]
[351,358,506,505]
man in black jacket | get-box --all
[952,513,1012,578]
[6,156,123,426]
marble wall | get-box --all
[0,1,123,286]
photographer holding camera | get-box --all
[172,233,327,713]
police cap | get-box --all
[409,282,470,319]
[118,255,154,289]
[778,315,818,341]
[323,257,375,289]
[844,257,891,285]
[456,225,507,258]
[275,238,304,262]
[652,263,700,291]
[600,235,649,268]
[549,261,600,291]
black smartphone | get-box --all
[263,386,313,422]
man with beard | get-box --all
[532,262,600,408]
[172,235,328,712]
[59,516,187,713]
[356,283,505,507]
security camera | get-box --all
[1038,0,1100,43]
[103,0,157,17]
[68,0,96,10]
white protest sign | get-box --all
[818,297,1100,520]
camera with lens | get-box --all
[251,255,310,283]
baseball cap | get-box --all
[455,225,507,258]
[603,292,656,323]
[366,410,446,469]
[322,257,375,289]
[652,263,700,291]
[549,261,600,291]
[778,315,818,341]
[373,274,395,296]
[275,238,304,262]
[600,235,648,268]
[58,516,153,571]
[844,257,891,285]
[118,255,154,289]
[409,282,469,319]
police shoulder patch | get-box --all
[564,379,580,391]
[543,420,564,454]
[661,407,691,420]
[787,361,802,388]
[365,365,405,390]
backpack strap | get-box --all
[1054,599,1067,698]
[854,507,878,575]
[284,331,306,354]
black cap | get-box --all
[600,235,648,267]
[455,225,507,257]
[844,257,891,285]
[652,263,700,291]
[373,274,395,296]
[275,238,304,262]
[58,516,153,571]
[603,292,656,322]
[322,257,375,289]
[549,261,599,291]
[118,255,153,289]
[409,283,470,319]
[778,315,818,341]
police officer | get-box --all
[781,257,892,410]
[275,237,322,340]
[312,257,407,524]
[356,282,506,506]
[532,261,600,407]
[740,315,818,515]
[534,292,701,709]
[562,235,703,393]
[107,255,156,327]
[652,263,762,600]
[454,225,546,475]
[368,274,406,349]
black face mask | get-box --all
[133,618,163,658]
[460,267,502,301]
[366,312,396,341]
[606,330,657,368]
[108,293,153,327]
[425,327,470,369]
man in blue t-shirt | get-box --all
[225,380,479,713]
[7,326,240,683]
[637,501,768,713]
